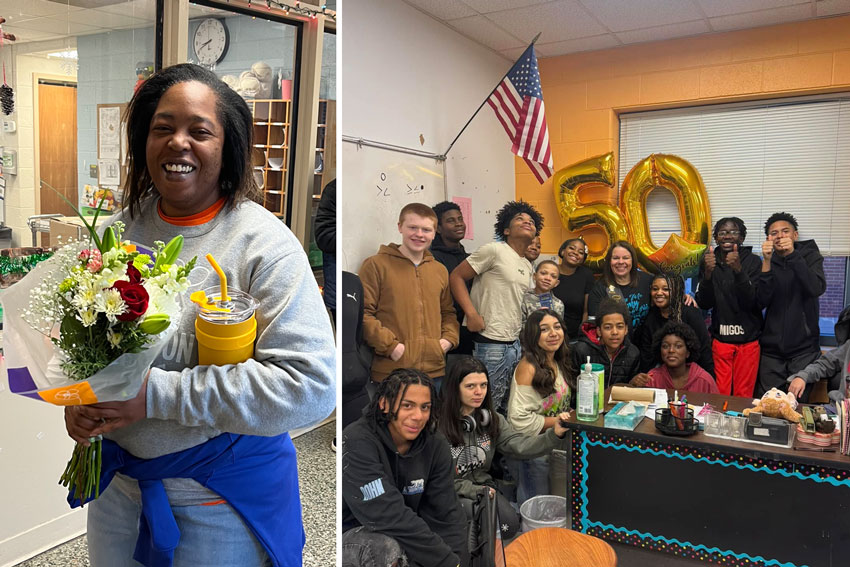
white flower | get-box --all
[71,283,97,310]
[107,328,123,347]
[79,308,98,327]
[95,288,127,323]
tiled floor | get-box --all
[15,422,336,567]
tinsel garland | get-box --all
[0,83,12,115]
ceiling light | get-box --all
[47,50,78,60]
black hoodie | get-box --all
[757,239,826,358]
[695,245,763,344]
[430,233,469,276]
[637,305,715,376]
[431,233,469,318]
[341,412,468,567]
[571,323,641,387]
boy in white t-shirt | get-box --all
[449,200,543,412]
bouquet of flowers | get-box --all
[2,207,196,502]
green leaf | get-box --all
[40,180,104,250]
[100,226,117,253]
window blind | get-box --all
[618,97,850,256]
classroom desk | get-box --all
[563,390,850,567]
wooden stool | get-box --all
[504,527,617,567]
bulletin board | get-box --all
[341,141,447,272]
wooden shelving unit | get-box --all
[249,99,291,218]
[314,99,336,200]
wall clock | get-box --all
[193,18,229,67]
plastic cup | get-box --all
[194,286,258,366]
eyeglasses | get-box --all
[717,230,740,237]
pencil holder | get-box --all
[655,408,698,436]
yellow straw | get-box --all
[205,253,230,302]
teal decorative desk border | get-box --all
[570,430,847,567]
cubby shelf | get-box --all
[248,99,291,218]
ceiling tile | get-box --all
[709,3,814,31]
[578,0,703,32]
[461,0,551,13]
[401,0,477,20]
[95,0,155,20]
[695,0,809,18]
[533,33,621,57]
[447,15,524,51]
[4,15,102,36]
[62,8,147,29]
[3,0,85,19]
[0,24,59,44]
[487,0,607,44]
[815,0,850,17]
[615,19,709,44]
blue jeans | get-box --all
[511,454,550,507]
[342,527,408,567]
[473,339,521,414]
[87,480,271,567]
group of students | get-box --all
[342,198,844,567]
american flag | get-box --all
[487,44,553,184]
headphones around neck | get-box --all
[460,408,491,432]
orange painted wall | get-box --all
[518,15,850,254]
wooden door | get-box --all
[38,81,78,220]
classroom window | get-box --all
[619,96,850,343]
[0,0,155,247]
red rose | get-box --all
[112,280,149,321]
[126,261,142,284]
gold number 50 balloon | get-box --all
[554,152,711,278]
[553,153,629,272]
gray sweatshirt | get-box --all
[105,197,336,501]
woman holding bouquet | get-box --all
[63,63,336,567]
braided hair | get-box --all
[367,368,438,433]
[653,271,685,322]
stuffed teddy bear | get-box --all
[742,387,802,423]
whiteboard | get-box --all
[341,142,447,272]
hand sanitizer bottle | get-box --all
[577,356,599,422]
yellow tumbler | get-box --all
[195,286,258,365]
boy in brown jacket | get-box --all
[360,203,459,389]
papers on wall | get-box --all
[98,107,121,159]
[97,159,120,187]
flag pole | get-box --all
[441,32,542,159]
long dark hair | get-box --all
[439,356,500,446]
[519,310,575,397]
[651,271,685,322]
[122,63,258,218]
[367,368,438,433]
[602,240,640,287]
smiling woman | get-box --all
[587,240,654,333]
[64,63,336,567]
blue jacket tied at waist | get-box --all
[68,433,304,567]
